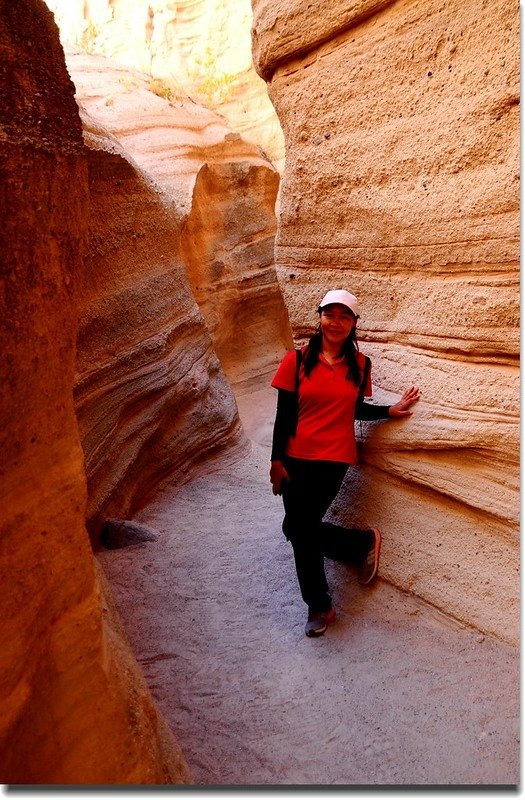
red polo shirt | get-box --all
[271,348,372,465]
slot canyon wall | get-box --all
[181,160,291,390]
[75,111,245,535]
[44,0,285,169]
[0,0,192,783]
[1,0,292,781]
[0,0,518,785]
[67,52,291,532]
[252,0,519,643]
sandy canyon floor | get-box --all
[97,385,519,786]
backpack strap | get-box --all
[356,355,371,448]
[294,347,302,393]
[358,355,371,400]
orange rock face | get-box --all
[65,51,274,217]
[182,160,292,390]
[0,0,189,783]
[75,112,245,537]
[65,53,290,530]
[44,0,285,169]
[252,0,519,642]
[1,17,291,775]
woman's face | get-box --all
[320,303,357,349]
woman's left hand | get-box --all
[388,386,420,418]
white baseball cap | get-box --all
[318,289,360,318]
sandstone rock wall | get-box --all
[75,109,244,536]
[67,52,292,403]
[0,0,190,782]
[182,160,292,391]
[252,0,519,643]
[66,52,272,217]
[44,0,285,169]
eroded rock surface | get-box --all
[252,0,519,642]
[75,108,244,537]
[0,0,190,783]
[45,0,285,169]
[182,160,292,390]
[66,51,273,217]
[67,54,290,529]
[67,54,291,392]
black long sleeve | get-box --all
[355,399,391,421]
[271,389,297,461]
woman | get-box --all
[270,289,420,637]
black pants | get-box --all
[281,456,372,613]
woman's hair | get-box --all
[303,326,362,386]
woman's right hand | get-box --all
[270,460,290,496]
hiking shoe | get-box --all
[358,528,381,585]
[305,608,336,637]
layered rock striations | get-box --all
[66,52,272,216]
[44,0,285,169]
[252,0,519,642]
[76,109,244,535]
[182,160,292,390]
[0,0,190,783]
[67,52,291,402]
